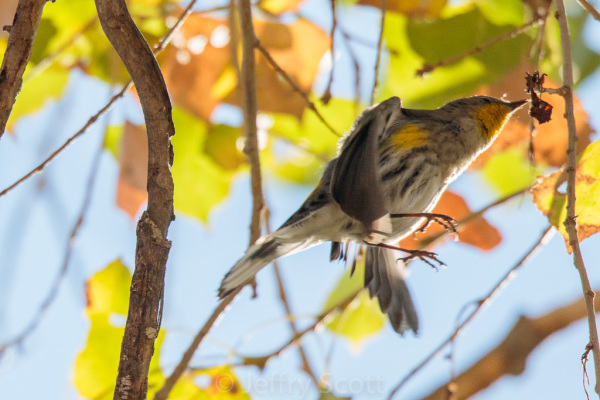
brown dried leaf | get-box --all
[400,191,502,251]
[472,64,593,168]
[116,122,148,219]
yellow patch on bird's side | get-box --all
[472,104,512,141]
[388,124,429,151]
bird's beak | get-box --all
[507,99,528,110]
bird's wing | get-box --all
[330,97,401,236]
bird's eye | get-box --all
[482,98,492,104]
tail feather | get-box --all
[364,247,419,335]
[218,236,308,298]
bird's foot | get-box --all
[372,243,445,270]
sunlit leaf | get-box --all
[172,108,235,222]
[381,6,533,108]
[476,0,525,26]
[257,0,305,14]
[482,148,538,196]
[531,140,600,251]
[323,262,385,345]
[358,0,447,17]
[74,260,166,400]
[7,65,69,131]
[204,124,244,171]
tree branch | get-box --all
[94,0,175,399]
[0,0,49,138]
[576,0,600,21]
[554,0,600,395]
[370,0,385,105]
[238,0,264,245]
[421,291,600,400]
[388,226,554,399]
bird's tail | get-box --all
[364,246,419,334]
[218,235,310,298]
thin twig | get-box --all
[0,0,201,199]
[254,39,341,137]
[266,214,319,387]
[554,0,600,395]
[153,289,240,400]
[0,84,130,199]
[576,0,600,21]
[238,0,264,244]
[417,18,543,77]
[422,290,600,400]
[0,0,48,138]
[320,0,336,105]
[0,128,105,359]
[238,290,361,366]
[339,31,361,114]
[387,226,554,399]
[370,0,385,105]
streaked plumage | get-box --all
[219,95,527,334]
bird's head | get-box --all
[443,96,528,141]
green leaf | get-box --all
[323,261,385,345]
[266,97,354,184]
[30,19,58,65]
[204,124,244,171]
[7,65,69,131]
[172,108,235,222]
[476,0,525,26]
[381,8,533,108]
[104,125,124,160]
[481,148,539,196]
[86,260,131,316]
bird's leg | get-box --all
[369,242,445,270]
[390,212,458,238]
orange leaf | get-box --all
[161,14,231,120]
[225,18,330,117]
[116,122,147,219]
[400,191,502,251]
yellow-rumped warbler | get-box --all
[219,95,527,334]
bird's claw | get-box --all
[398,249,445,270]
[415,213,457,236]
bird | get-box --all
[218,95,528,334]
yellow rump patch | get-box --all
[472,104,512,141]
[388,123,429,151]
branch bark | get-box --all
[238,0,264,244]
[94,0,175,399]
[0,0,48,138]
[554,0,600,395]
[421,291,600,400]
